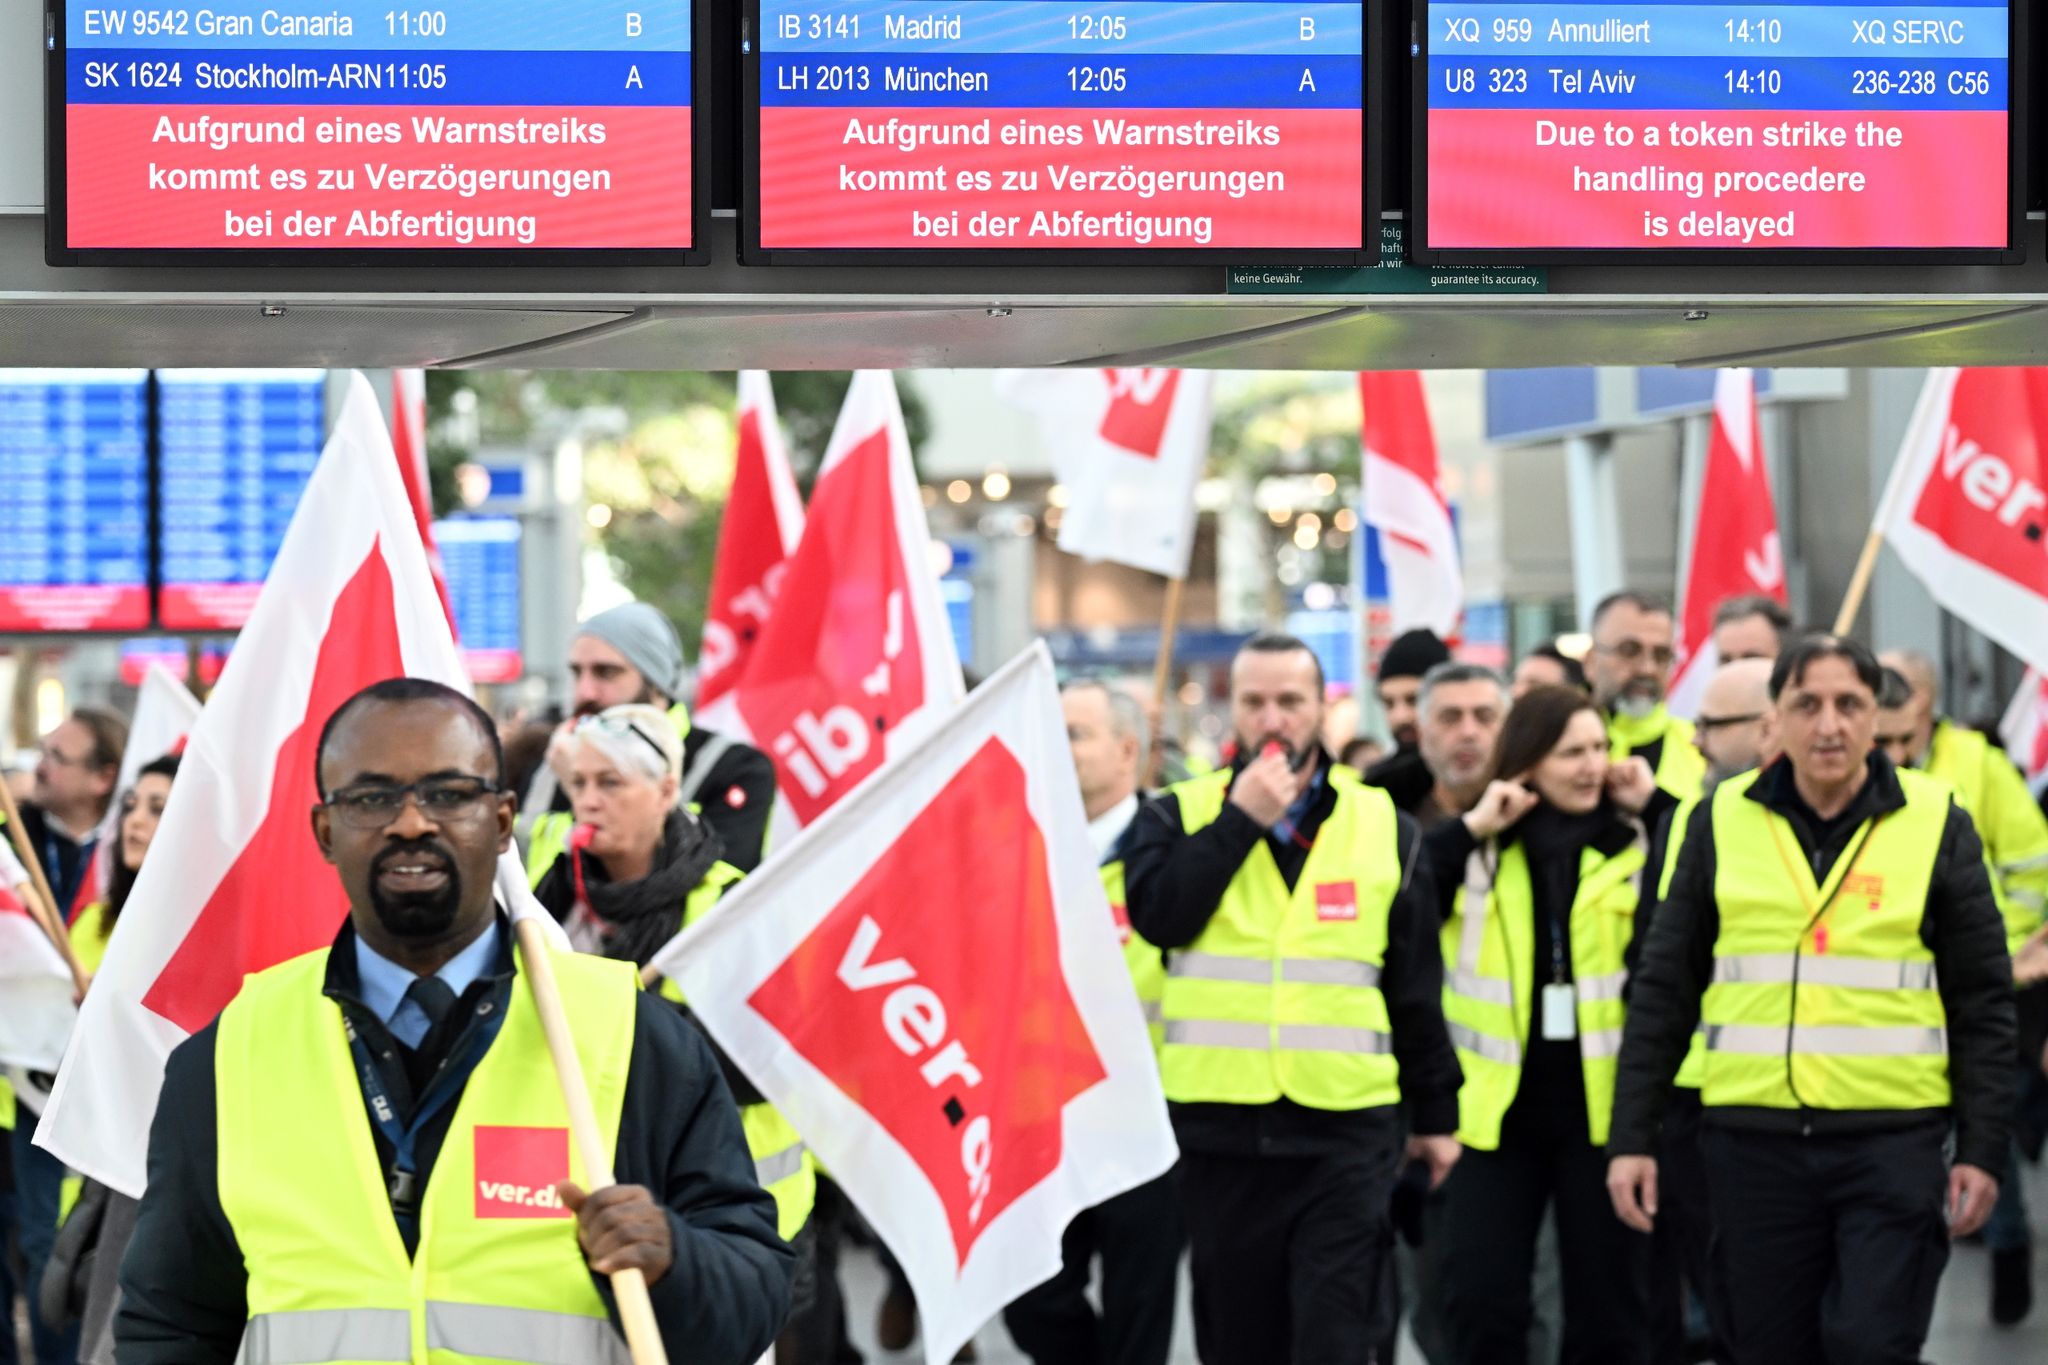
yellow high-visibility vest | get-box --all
[1609,706,1707,803]
[1701,768,1952,1113]
[1441,823,1645,1149]
[1102,859,1166,1053]
[1924,720,2048,958]
[1157,766,1404,1111]
[1655,799,1709,1091]
[216,943,638,1365]
[663,860,815,1242]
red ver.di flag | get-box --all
[650,643,1177,1365]
[698,371,806,710]
[37,374,558,1197]
[1668,369,1786,718]
[697,371,963,838]
[1876,368,2048,673]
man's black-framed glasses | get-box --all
[325,777,503,828]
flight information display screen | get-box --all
[435,515,524,684]
[0,371,151,633]
[1416,0,2016,257]
[50,1,698,260]
[156,370,326,631]
[748,1,1373,260]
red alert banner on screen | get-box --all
[697,371,963,842]
[650,643,1176,1365]
[68,665,202,919]
[1360,371,1462,637]
[1876,368,2048,675]
[699,372,806,710]
[997,369,1214,578]
[37,374,557,1197]
[1668,370,1786,718]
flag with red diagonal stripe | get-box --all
[650,643,1175,1365]
[697,371,963,843]
[2001,669,2048,789]
[37,374,553,1197]
[0,839,72,1073]
[698,371,805,710]
[1360,371,1463,637]
[1668,369,1786,718]
[391,368,458,639]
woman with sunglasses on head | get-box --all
[1422,685,1674,1365]
[531,703,817,1354]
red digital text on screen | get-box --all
[0,585,150,633]
[65,104,693,250]
[758,106,1363,250]
[1427,108,2007,250]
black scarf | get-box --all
[534,807,726,968]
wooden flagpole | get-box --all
[1832,529,1885,636]
[0,779,89,996]
[1147,576,1187,781]
[512,917,670,1365]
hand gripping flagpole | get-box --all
[0,778,90,997]
[511,916,670,1365]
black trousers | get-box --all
[1649,1090,1732,1364]
[1702,1120,1949,1365]
[1178,1144,1400,1365]
[1002,1169,1184,1365]
[1438,1109,1650,1365]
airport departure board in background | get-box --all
[0,371,152,633]
[435,515,524,684]
[746,1,1375,261]
[48,1,700,262]
[1415,0,2018,258]
[156,370,326,631]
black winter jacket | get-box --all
[1609,753,2016,1172]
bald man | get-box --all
[1692,658,1778,787]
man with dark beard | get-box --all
[115,679,792,1364]
[525,602,777,881]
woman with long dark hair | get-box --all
[71,753,179,975]
[1425,686,1671,1365]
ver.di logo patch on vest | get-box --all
[1315,881,1360,922]
[474,1125,573,1219]
[1840,872,1885,911]
[1108,899,1133,945]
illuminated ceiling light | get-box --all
[1333,507,1358,533]
[921,484,940,507]
[1311,472,1338,497]
[1293,523,1319,551]
[983,469,1012,500]
[1177,681,1204,706]
[946,480,972,503]
[1047,483,1070,508]
[1267,506,1292,525]
[586,503,613,529]
[1298,511,1323,533]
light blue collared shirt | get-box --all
[353,920,502,1049]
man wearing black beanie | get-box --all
[1363,629,1453,814]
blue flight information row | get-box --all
[762,1,1359,52]
[1432,4,2003,54]
[66,1,690,50]
[1428,55,2005,105]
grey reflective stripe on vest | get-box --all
[1162,1020,1391,1054]
[426,1301,633,1365]
[1275,1023,1393,1054]
[1999,851,2048,875]
[1579,1027,1626,1059]
[1447,967,1514,1007]
[756,1142,808,1188]
[1705,1023,1949,1057]
[1448,1021,1522,1067]
[1164,1019,1269,1050]
[1167,952,1270,984]
[238,1309,411,1364]
[1280,959,1381,988]
[1459,851,1491,978]
[1711,954,1940,992]
[678,732,736,807]
[1577,969,1629,1003]
[1141,999,1164,1023]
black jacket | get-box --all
[542,727,776,875]
[16,800,93,915]
[1362,747,1436,818]
[1609,753,2017,1172]
[1121,755,1463,1152]
[115,918,793,1365]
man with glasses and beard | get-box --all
[526,602,777,882]
[116,679,793,1365]
[1121,633,1462,1365]
[1586,592,1707,802]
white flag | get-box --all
[38,374,557,1196]
[651,643,1176,1365]
[999,369,1214,578]
[68,664,203,917]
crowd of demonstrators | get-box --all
[6,581,2048,1365]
